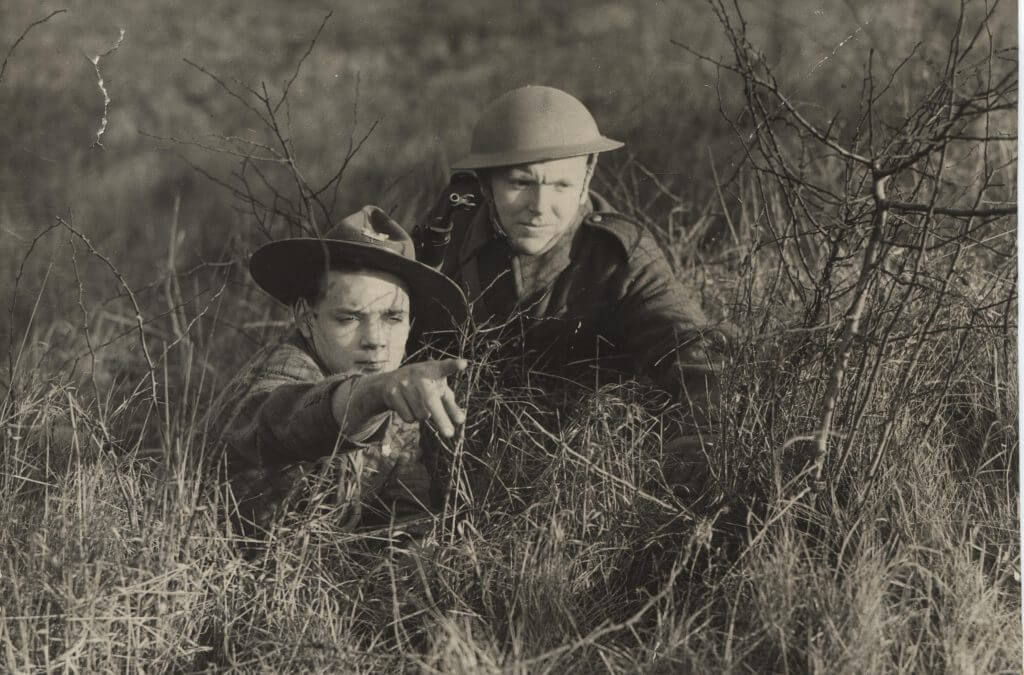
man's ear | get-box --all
[293,298,313,339]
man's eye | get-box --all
[553,182,573,191]
[335,315,358,324]
[385,313,407,324]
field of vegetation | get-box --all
[0,0,1019,671]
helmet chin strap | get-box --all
[580,154,597,205]
[480,176,509,239]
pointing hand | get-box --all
[379,358,468,437]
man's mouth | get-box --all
[356,361,388,372]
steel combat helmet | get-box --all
[452,85,624,170]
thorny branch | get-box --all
[56,216,160,416]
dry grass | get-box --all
[0,184,1017,672]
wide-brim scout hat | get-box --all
[452,85,624,170]
[249,205,468,325]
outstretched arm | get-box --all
[332,358,468,439]
[223,344,467,467]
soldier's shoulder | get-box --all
[231,336,324,391]
[581,210,646,255]
[581,210,669,265]
[262,340,322,377]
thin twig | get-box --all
[0,9,66,85]
[274,11,333,114]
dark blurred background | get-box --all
[0,0,1014,363]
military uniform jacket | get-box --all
[433,193,725,424]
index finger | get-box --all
[435,358,469,377]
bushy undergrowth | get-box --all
[1,1,1019,672]
[0,250,1017,672]
[1,183,1018,672]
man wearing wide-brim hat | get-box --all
[221,205,468,533]
[414,86,732,499]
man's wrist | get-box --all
[331,371,390,431]
[353,371,390,410]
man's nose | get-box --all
[527,184,553,214]
[360,319,387,349]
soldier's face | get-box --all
[489,155,592,255]
[298,269,411,376]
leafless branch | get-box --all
[274,11,333,114]
[878,198,1015,218]
[0,9,66,85]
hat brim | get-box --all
[250,238,468,328]
[451,136,623,170]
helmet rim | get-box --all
[451,136,623,170]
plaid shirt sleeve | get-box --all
[220,341,387,467]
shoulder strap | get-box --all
[412,171,484,268]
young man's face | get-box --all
[299,269,411,376]
[489,155,592,256]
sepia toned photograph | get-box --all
[0,0,1018,671]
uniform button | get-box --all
[591,214,603,223]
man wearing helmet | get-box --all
[414,85,730,500]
